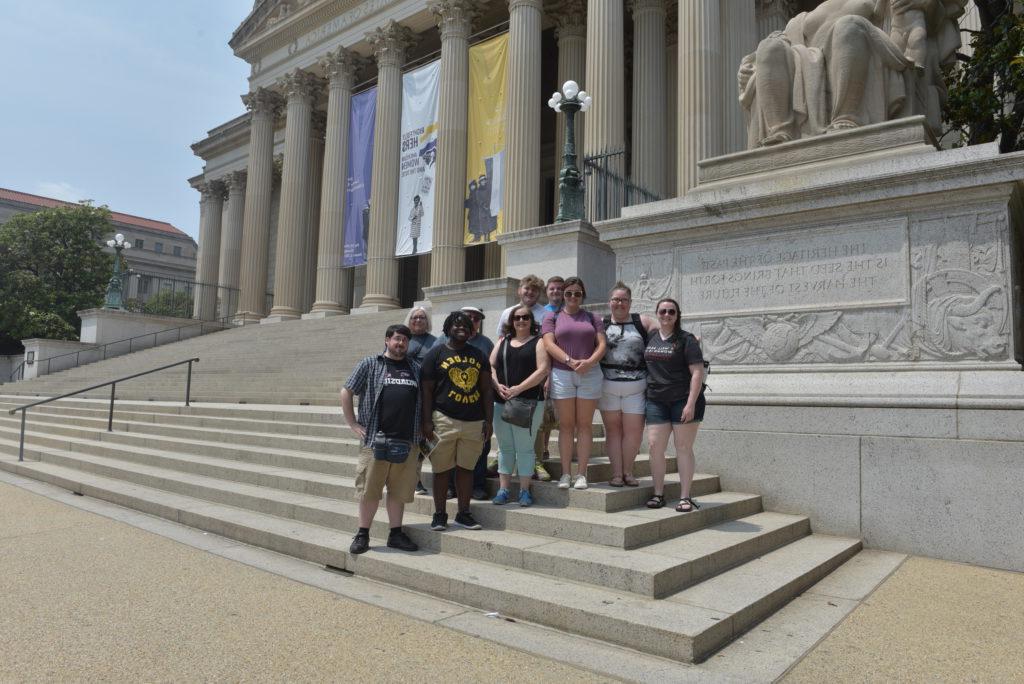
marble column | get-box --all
[631,0,667,199]
[309,47,360,317]
[677,0,723,194]
[584,0,626,217]
[722,0,758,154]
[217,170,246,318]
[235,88,282,322]
[267,69,320,322]
[359,21,415,311]
[665,7,679,197]
[302,111,326,313]
[756,0,795,38]
[428,0,477,287]
[553,2,586,212]
[193,181,225,321]
[504,0,543,234]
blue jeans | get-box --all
[492,401,544,477]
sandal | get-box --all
[623,475,639,487]
[609,476,625,487]
[646,494,665,509]
[676,497,700,513]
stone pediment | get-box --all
[231,0,320,51]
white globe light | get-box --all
[552,91,562,102]
[562,80,579,99]
[580,102,590,112]
[554,102,562,112]
[123,243,131,250]
[115,233,124,243]
[577,90,588,101]
[547,98,556,108]
[106,240,115,247]
[584,95,593,106]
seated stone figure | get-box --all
[738,0,966,148]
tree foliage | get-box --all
[141,290,194,318]
[944,0,1024,152]
[0,203,113,354]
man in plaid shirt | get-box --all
[340,324,422,555]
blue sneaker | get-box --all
[492,488,510,505]
[518,489,533,507]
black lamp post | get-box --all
[103,233,132,309]
[549,79,592,222]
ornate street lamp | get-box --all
[103,233,132,309]
[548,80,592,222]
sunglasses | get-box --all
[657,308,677,315]
[512,314,532,322]
[564,291,584,298]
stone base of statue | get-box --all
[597,117,1024,571]
[499,219,617,300]
[421,277,520,333]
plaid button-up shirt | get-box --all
[344,354,422,447]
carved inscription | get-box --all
[679,221,909,317]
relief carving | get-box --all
[703,311,874,364]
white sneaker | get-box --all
[557,474,572,489]
[574,475,588,490]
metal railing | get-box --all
[120,271,241,320]
[7,357,199,461]
[583,149,661,222]
[7,316,231,383]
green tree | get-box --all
[0,203,113,354]
[944,0,1024,152]
[141,290,194,318]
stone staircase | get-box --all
[0,312,863,663]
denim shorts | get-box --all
[549,366,603,401]
[645,394,706,425]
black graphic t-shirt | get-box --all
[377,358,418,440]
[421,343,491,421]
[644,331,704,403]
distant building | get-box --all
[0,187,198,301]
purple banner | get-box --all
[343,86,377,267]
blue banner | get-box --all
[343,86,376,267]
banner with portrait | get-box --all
[342,86,376,267]
[463,33,508,246]
[395,60,440,257]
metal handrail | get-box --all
[7,357,200,462]
[10,316,231,382]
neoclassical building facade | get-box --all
[190,0,810,322]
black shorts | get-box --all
[644,393,706,425]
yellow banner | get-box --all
[464,33,508,245]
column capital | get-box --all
[429,0,480,41]
[629,0,666,15]
[225,170,247,193]
[553,0,586,41]
[366,21,416,70]
[198,180,227,202]
[278,68,322,106]
[508,0,544,13]
[241,87,283,118]
[320,46,362,90]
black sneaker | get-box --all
[446,486,457,499]
[415,481,428,495]
[349,532,370,555]
[454,511,482,530]
[387,529,419,552]
[471,487,488,501]
[430,512,448,531]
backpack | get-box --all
[602,313,649,346]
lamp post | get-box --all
[548,80,592,222]
[103,233,132,309]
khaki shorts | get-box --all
[354,446,418,504]
[429,411,484,473]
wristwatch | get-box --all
[564,355,571,365]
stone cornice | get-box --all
[366,20,416,69]
[191,114,251,161]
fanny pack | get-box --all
[372,431,412,464]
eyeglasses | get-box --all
[657,308,677,316]
[467,315,482,322]
[564,291,584,298]
[512,314,532,322]
[410,315,427,320]
[610,297,630,304]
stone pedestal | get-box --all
[20,339,97,380]
[596,117,1024,571]
[421,277,519,333]
[499,219,616,300]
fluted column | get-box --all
[193,181,225,321]
[267,69,320,321]
[553,2,586,212]
[428,0,477,287]
[665,6,679,197]
[217,171,246,317]
[359,21,415,311]
[236,88,282,322]
[722,0,758,154]
[677,0,722,194]
[302,111,326,313]
[584,0,626,217]
[504,0,543,234]
[310,48,360,316]
[631,0,667,199]
[756,0,795,37]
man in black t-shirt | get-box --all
[341,324,422,555]
[421,311,493,531]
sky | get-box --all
[0,0,255,241]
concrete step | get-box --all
[0,455,858,663]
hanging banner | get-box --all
[343,86,377,267]
[464,33,508,245]
[395,60,440,257]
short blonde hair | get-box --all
[520,274,544,292]
[405,306,432,333]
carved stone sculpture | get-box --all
[738,0,967,148]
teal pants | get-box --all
[492,401,543,477]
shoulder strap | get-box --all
[501,336,511,387]
[631,313,648,345]
[602,314,611,330]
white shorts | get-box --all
[598,378,647,414]
[549,366,603,401]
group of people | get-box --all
[340,275,708,554]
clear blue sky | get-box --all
[0,0,255,241]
